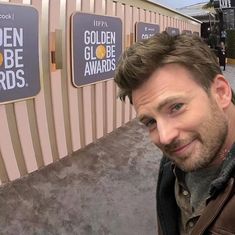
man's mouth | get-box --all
[166,139,196,155]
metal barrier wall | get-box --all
[0,0,201,184]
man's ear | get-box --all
[211,75,232,109]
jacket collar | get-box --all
[210,143,235,197]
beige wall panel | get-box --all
[183,20,186,30]
[49,0,68,158]
[164,15,167,30]
[123,5,132,123]
[94,77,105,137]
[179,20,183,31]
[14,102,38,173]
[139,8,145,22]
[132,6,139,41]
[41,0,60,161]
[131,6,139,120]
[81,0,92,12]
[156,12,160,24]
[175,17,177,28]
[0,149,9,183]
[91,86,96,141]
[115,2,124,128]
[77,88,85,148]
[185,21,188,31]
[150,11,155,23]
[178,19,181,30]
[67,0,82,150]
[5,104,27,176]
[59,0,73,155]
[106,80,114,133]
[76,0,81,10]
[26,100,44,169]
[106,0,115,134]
[51,71,68,158]
[81,0,95,145]
[0,106,20,181]
[145,9,150,23]
[175,18,177,28]
[32,0,54,166]
[168,16,171,27]
[166,15,169,29]
[83,86,94,145]
[159,14,164,31]
[34,92,53,165]
[128,5,134,120]
[10,0,20,3]
[94,0,105,139]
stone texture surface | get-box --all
[0,120,161,235]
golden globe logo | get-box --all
[83,30,116,76]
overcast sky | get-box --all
[150,0,207,9]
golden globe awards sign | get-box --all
[0,4,40,103]
[135,22,160,41]
[165,27,180,36]
[71,12,122,87]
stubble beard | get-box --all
[164,102,228,172]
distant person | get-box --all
[114,32,235,235]
[221,30,227,43]
[218,41,227,71]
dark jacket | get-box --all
[156,146,235,235]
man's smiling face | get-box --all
[132,64,228,172]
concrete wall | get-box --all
[0,0,201,184]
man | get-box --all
[114,32,235,235]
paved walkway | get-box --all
[0,120,161,235]
[0,65,234,235]
[223,64,235,88]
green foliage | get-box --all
[202,0,214,9]
[226,29,235,59]
[208,33,217,49]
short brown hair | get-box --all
[114,32,235,104]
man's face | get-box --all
[132,64,228,172]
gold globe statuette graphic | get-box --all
[0,52,3,66]
[96,44,106,59]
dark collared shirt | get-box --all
[174,166,222,234]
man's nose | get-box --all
[157,121,179,146]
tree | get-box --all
[203,0,215,9]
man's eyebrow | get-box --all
[137,95,185,123]
[156,95,183,112]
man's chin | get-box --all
[171,157,200,172]
[174,158,210,172]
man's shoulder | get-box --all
[208,177,235,234]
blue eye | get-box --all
[171,103,183,112]
[146,119,156,126]
[144,118,157,130]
